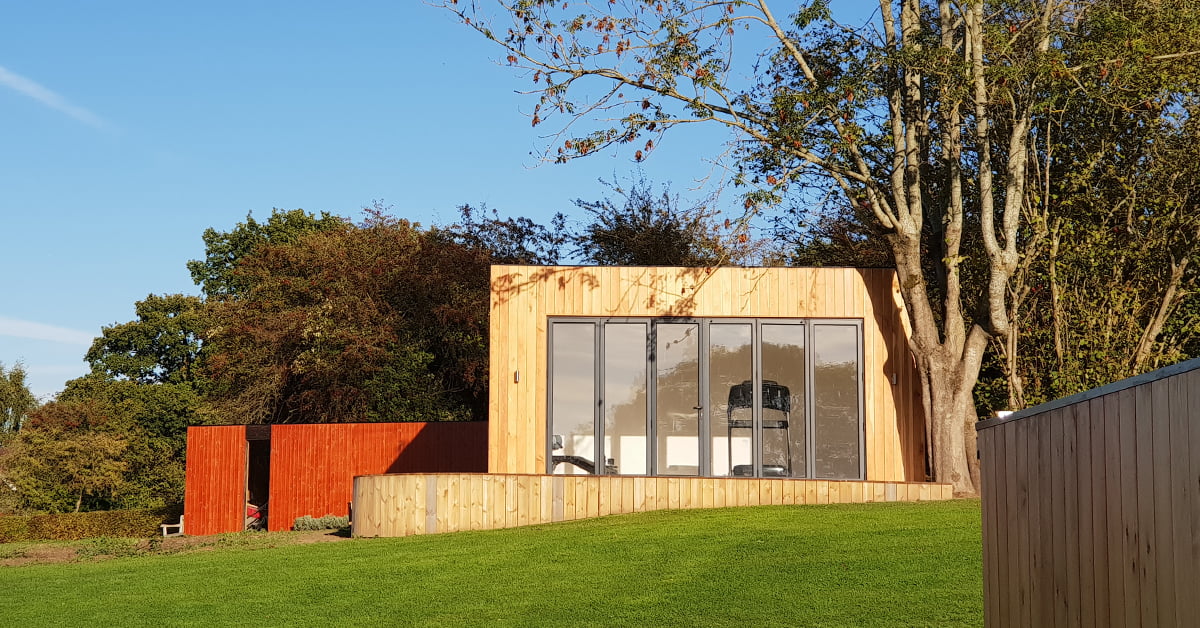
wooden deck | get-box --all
[350,473,953,537]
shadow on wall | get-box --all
[387,421,488,474]
[491,265,726,318]
[857,268,927,482]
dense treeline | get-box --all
[0,180,745,514]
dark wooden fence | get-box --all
[976,358,1200,627]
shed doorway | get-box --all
[245,426,271,530]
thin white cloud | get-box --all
[0,64,110,130]
[26,364,89,376]
[0,317,94,346]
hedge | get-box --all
[0,506,181,542]
[292,514,350,531]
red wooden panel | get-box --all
[183,426,247,535]
[266,422,487,531]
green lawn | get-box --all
[0,499,982,627]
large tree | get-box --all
[86,294,207,385]
[1,399,129,513]
[187,208,346,299]
[0,362,37,434]
[442,0,1200,493]
[201,216,494,424]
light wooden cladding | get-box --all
[488,265,925,481]
[977,364,1200,628]
[351,473,954,537]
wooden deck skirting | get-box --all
[350,473,953,538]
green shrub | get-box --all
[292,514,350,531]
[0,515,30,543]
[0,506,181,542]
[76,537,142,561]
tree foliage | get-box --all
[86,294,207,385]
[444,204,569,265]
[0,362,37,434]
[1,401,129,513]
[187,208,346,299]
[201,216,493,424]
[443,0,1200,493]
[571,175,754,266]
[0,376,196,513]
[993,0,1200,407]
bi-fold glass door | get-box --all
[549,318,863,479]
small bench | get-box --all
[161,515,184,537]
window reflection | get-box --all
[604,324,648,475]
[655,323,699,476]
[813,325,860,479]
[550,323,595,474]
[762,324,807,477]
[709,324,752,477]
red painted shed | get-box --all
[183,422,487,534]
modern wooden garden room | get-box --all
[351,265,951,537]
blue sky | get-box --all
[1,2,879,398]
[1,2,750,398]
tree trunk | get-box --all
[919,345,985,496]
[1131,256,1189,372]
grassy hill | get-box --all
[0,499,982,626]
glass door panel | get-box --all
[550,323,596,475]
[604,323,648,475]
[813,324,861,479]
[708,324,753,477]
[655,323,700,476]
[761,324,807,477]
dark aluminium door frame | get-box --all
[547,317,865,480]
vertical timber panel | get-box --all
[1134,383,1158,627]
[1184,370,1200,626]
[1102,393,1126,626]
[1149,378,1175,624]
[1168,372,1193,624]
[183,426,247,535]
[1118,387,1142,627]
[1075,404,1095,628]
[1087,397,1110,627]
